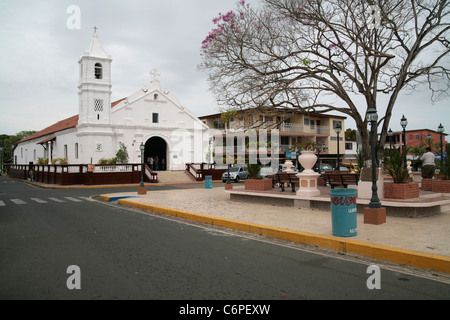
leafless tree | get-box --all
[199,0,449,160]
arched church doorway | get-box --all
[145,137,167,171]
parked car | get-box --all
[259,167,277,178]
[316,163,333,173]
[341,162,359,173]
[279,165,299,173]
[222,166,249,182]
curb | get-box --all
[101,195,450,275]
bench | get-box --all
[322,172,360,189]
[272,172,299,192]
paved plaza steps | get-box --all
[155,170,195,184]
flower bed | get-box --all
[432,180,450,193]
[384,182,419,199]
[245,179,272,191]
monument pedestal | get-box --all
[296,171,321,198]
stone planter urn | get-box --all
[296,150,320,197]
[284,160,294,172]
[298,150,317,174]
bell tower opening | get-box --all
[95,63,103,79]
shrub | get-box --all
[384,147,410,183]
[438,156,450,180]
[51,158,68,165]
[247,163,262,179]
[37,157,48,165]
[115,142,129,164]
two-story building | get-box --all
[385,128,447,154]
[199,110,346,170]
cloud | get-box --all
[0,0,448,137]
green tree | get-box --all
[0,131,37,165]
[115,142,129,164]
[345,129,356,141]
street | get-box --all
[1,175,449,302]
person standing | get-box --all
[149,156,154,170]
[420,147,436,179]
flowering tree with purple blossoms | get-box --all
[199,0,450,161]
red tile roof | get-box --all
[18,115,79,143]
[111,97,126,108]
[18,99,125,144]
[18,98,126,143]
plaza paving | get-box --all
[102,183,450,258]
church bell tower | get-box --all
[78,29,112,126]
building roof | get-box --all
[111,97,126,108]
[82,32,111,60]
[405,128,448,135]
[198,109,347,120]
[18,97,127,144]
[389,129,448,136]
[18,115,79,143]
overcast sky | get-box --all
[0,0,448,137]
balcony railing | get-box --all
[280,122,330,134]
[211,120,331,135]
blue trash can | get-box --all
[205,176,213,189]
[330,188,357,237]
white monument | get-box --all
[296,151,321,197]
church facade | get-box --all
[14,32,208,171]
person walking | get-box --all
[420,147,436,179]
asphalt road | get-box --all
[1,175,449,302]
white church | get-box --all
[14,32,208,171]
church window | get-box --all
[96,143,103,152]
[95,63,103,79]
[94,99,104,112]
[152,113,159,123]
[154,94,158,100]
[75,143,79,159]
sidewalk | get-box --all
[100,183,450,275]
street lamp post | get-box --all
[438,123,445,167]
[138,142,147,195]
[366,107,381,209]
[400,115,408,169]
[388,128,393,158]
[363,106,386,225]
[335,123,342,170]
